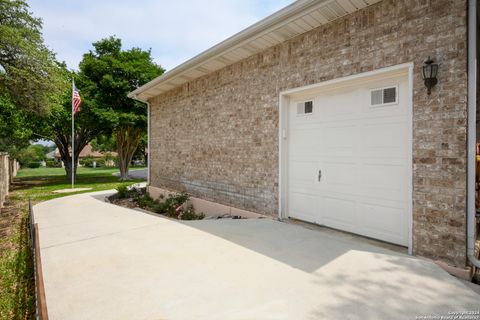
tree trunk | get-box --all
[54,127,94,181]
[62,155,78,182]
[115,125,143,181]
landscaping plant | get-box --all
[124,190,204,220]
[116,185,128,199]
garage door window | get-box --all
[370,86,398,107]
[297,100,313,115]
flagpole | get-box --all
[71,78,75,189]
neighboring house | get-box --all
[54,144,117,167]
[129,0,479,272]
[45,150,56,160]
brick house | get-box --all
[52,144,118,167]
[129,0,479,272]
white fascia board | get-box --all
[128,0,325,99]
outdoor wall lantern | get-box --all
[422,56,438,95]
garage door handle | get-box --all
[318,170,322,182]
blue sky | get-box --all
[28,0,294,71]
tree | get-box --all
[79,37,163,180]
[44,144,56,154]
[0,0,62,114]
[91,135,116,153]
[36,67,109,179]
[0,96,33,157]
[16,144,46,166]
[132,132,147,164]
[0,0,63,158]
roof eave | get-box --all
[128,0,381,100]
[128,0,319,100]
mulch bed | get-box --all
[111,198,138,209]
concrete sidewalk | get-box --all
[34,191,480,320]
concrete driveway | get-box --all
[34,191,480,320]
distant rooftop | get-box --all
[54,144,117,158]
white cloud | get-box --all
[28,0,294,71]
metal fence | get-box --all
[28,199,49,320]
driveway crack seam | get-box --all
[40,222,164,250]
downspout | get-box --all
[132,95,151,186]
[147,100,151,186]
[467,0,480,268]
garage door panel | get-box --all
[289,128,323,157]
[362,122,405,146]
[289,192,318,222]
[361,148,406,160]
[321,196,357,232]
[289,160,318,188]
[317,91,361,119]
[358,164,406,201]
[359,202,407,245]
[323,125,357,156]
[320,162,357,194]
[360,158,407,167]
[287,71,410,247]
[364,100,402,114]
[361,122,407,158]
[290,115,320,125]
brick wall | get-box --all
[149,0,468,266]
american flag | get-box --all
[72,81,81,115]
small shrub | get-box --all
[151,201,166,213]
[116,185,128,199]
[164,205,178,218]
[102,152,116,167]
[173,192,189,207]
[151,193,189,218]
[137,194,156,209]
[45,159,61,168]
[96,158,105,167]
[163,192,189,209]
[80,159,94,167]
[27,162,41,168]
[180,206,205,220]
[130,191,202,220]
[127,185,146,200]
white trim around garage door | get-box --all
[278,63,414,254]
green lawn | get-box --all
[17,166,146,178]
[14,167,145,202]
[0,166,144,319]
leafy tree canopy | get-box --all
[78,36,164,179]
[0,0,64,157]
[79,36,164,128]
[16,144,47,165]
[0,96,32,156]
[34,64,112,178]
[91,135,116,153]
[0,0,62,114]
[36,37,163,179]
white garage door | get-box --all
[287,71,410,246]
